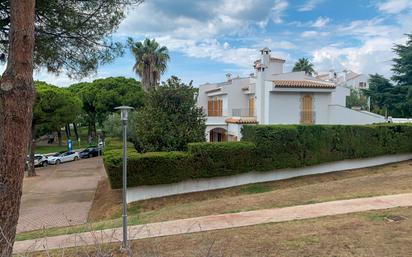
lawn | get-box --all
[35,126,99,154]
[16,160,412,241]
[30,207,412,257]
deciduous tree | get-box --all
[135,76,206,152]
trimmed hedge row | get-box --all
[103,138,256,188]
[242,124,412,170]
[103,125,412,189]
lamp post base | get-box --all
[120,245,132,255]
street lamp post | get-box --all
[115,106,134,251]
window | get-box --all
[248,96,255,116]
[300,94,313,124]
[359,82,367,88]
[207,96,223,116]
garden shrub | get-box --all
[103,124,412,189]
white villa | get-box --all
[316,70,370,90]
[197,48,386,142]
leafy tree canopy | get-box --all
[0,0,142,78]
[392,34,412,86]
[346,89,368,110]
[364,74,412,117]
[292,58,315,76]
[33,81,82,130]
[135,76,206,152]
[69,77,144,126]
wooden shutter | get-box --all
[208,100,213,116]
[301,94,313,124]
[249,96,254,116]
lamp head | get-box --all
[115,106,134,121]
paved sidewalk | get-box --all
[13,193,412,254]
[17,157,106,233]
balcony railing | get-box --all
[232,108,254,117]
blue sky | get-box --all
[34,0,412,87]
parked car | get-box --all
[79,147,101,159]
[25,154,48,167]
[47,151,79,165]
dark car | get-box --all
[79,147,101,159]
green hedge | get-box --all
[242,124,412,170]
[103,125,412,189]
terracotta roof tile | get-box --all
[225,117,258,124]
[273,80,335,89]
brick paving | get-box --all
[13,193,412,254]
[17,157,105,233]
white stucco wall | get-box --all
[313,93,331,124]
[268,91,331,124]
[345,74,369,90]
[126,153,412,202]
[328,105,386,124]
[268,92,301,124]
[331,85,350,106]
[227,123,243,140]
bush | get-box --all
[242,124,412,170]
[103,125,412,189]
[103,137,135,152]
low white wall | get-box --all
[328,105,386,124]
[126,153,412,203]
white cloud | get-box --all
[118,0,286,38]
[271,0,289,24]
[312,37,400,77]
[311,17,330,28]
[377,0,412,14]
[257,38,296,50]
[156,36,259,68]
[298,0,325,12]
[301,30,329,38]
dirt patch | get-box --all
[88,179,121,222]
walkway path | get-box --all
[17,157,105,233]
[13,192,412,254]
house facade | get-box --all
[197,48,386,142]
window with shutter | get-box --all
[300,94,313,124]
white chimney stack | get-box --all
[226,73,232,81]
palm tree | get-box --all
[129,38,170,92]
[292,58,315,76]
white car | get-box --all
[47,151,79,165]
[26,154,48,167]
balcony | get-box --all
[231,108,255,117]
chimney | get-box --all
[255,47,270,124]
[226,73,232,82]
[343,69,348,82]
[260,47,271,67]
[329,69,335,81]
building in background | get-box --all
[197,48,385,142]
[316,70,369,90]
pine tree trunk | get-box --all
[65,124,70,140]
[27,123,37,177]
[57,129,62,146]
[73,123,79,141]
[0,0,35,255]
[67,123,71,137]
